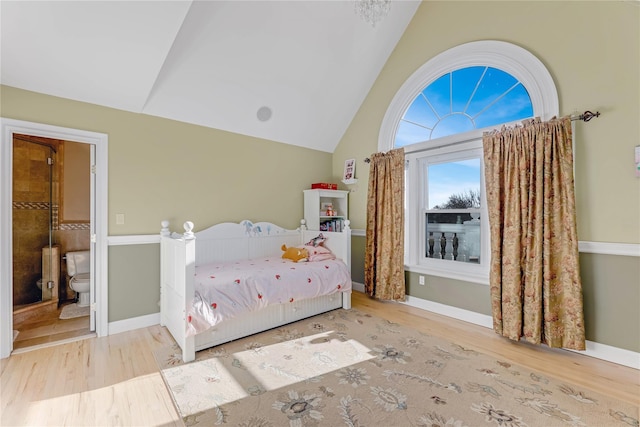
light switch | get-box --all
[116,213,125,225]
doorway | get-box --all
[12,135,93,350]
[1,118,108,358]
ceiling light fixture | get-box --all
[354,0,391,27]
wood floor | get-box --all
[1,291,638,426]
[12,301,94,351]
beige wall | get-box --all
[334,1,640,244]
[1,85,335,234]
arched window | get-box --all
[380,41,558,284]
[396,66,533,146]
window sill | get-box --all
[405,264,489,285]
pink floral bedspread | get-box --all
[186,257,351,336]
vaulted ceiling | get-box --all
[1,1,420,153]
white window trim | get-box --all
[406,141,490,284]
[381,40,559,285]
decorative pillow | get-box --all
[305,233,326,247]
[303,244,336,262]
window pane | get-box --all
[422,73,450,118]
[474,83,533,128]
[466,67,518,117]
[403,93,438,129]
[425,213,481,263]
[452,66,485,113]
[427,159,481,209]
[395,120,431,148]
[431,114,474,140]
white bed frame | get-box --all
[160,219,352,362]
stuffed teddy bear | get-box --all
[281,244,308,262]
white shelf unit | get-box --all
[303,189,349,232]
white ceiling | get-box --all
[1,1,420,153]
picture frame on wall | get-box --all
[343,158,355,181]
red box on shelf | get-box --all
[311,183,337,190]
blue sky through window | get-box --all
[427,159,480,209]
[395,66,533,148]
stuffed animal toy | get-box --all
[305,233,326,247]
[281,244,309,262]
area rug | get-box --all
[59,303,89,320]
[155,308,638,427]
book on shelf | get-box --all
[319,218,344,232]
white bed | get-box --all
[160,219,352,362]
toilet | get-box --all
[66,250,91,307]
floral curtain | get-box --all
[483,117,585,350]
[364,148,405,301]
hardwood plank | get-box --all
[1,326,182,426]
[13,302,90,351]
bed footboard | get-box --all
[160,221,196,362]
[343,291,352,309]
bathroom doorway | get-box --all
[0,118,109,359]
[11,135,93,350]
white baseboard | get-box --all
[575,340,640,370]
[108,312,160,335]
[404,295,494,328]
[401,295,639,370]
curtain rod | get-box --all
[571,110,600,122]
[363,110,601,163]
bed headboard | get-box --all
[194,220,300,265]
[160,219,351,270]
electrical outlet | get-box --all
[419,275,425,285]
[116,213,125,225]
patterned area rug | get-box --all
[59,303,90,320]
[155,308,638,427]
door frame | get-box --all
[0,118,108,358]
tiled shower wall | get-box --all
[12,139,57,306]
